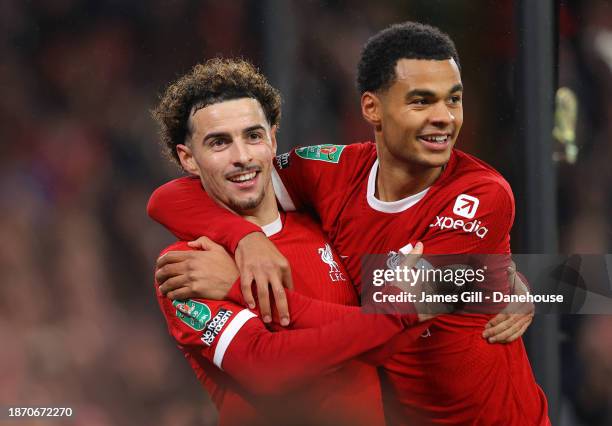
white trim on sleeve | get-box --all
[271,168,296,211]
[213,309,257,369]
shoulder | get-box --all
[445,150,514,205]
[285,141,376,168]
[337,141,377,167]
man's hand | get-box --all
[156,237,238,301]
[235,232,293,326]
[483,263,534,343]
[392,242,445,322]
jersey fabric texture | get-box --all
[155,212,424,426]
[148,143,549,425]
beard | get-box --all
[227,187,266,213]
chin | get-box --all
[415,152,452,168]
[229,194,265,213]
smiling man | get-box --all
[149,22,549,425]
[182,99,274,214]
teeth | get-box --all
[229,172,257,183]
[420,135,448,143]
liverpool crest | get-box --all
[318,243,346,282]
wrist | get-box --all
[234,230,265,254]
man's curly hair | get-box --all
[357,22,460,94]
[152,58,281,165]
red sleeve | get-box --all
[225,277,418,330]
[272,143,375,213]
[156,243,413,395]
[222,307,416,395]
[421,178,514,254]
[147,176,261,252]
[158,292,409,395]
[229,276,427,365]
[225,276,427,365]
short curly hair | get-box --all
[152,58,281,165]
[357,22,460,94]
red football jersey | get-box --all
[155,212,425,426]
[148,143,550,425]
[274,143,549,425]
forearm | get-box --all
[222,310,408,394]
[226,279,418,329]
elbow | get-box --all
[230,364,302,396]
[146,188,163,221]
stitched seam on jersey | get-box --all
[272,168,296,211]
[213,309,257,370]
[260,214,283,237]
[366,159,430,213]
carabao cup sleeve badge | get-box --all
[295,144,346,163]
[172,299,212,331]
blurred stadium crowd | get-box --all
[0,1,611,425]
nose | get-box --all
[231,139,253,166]
[429,101,454,127]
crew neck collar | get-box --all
[260,213,283,236]
[366,159,430,213]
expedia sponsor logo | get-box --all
[201,309,233,346]
[452,194,479,219]
[429,216,489,239]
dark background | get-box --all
[1,1,611,425]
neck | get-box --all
[239,183,280,227]
[374,141,443,202]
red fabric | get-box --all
[156,213,424,426]
[224,277,427,366]
[276,143,549,425]
[149,143,549,425]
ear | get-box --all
[176,144,199,176]
[361,91,382,128]
[269,125,278,156]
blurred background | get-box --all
[1,0,611,425]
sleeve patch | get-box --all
[172,299,212,331]
[275,152,291,169]
[295,144,346,163]
[201,308,233,346]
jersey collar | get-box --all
[366,159,430,213]
[260,213,283,237]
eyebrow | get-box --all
[243,125,266,134]
[202,131,230,142]
[406,83,464,99]
[202,125,266,142]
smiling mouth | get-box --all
[418,134,451,144]
[227,170,259,183]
